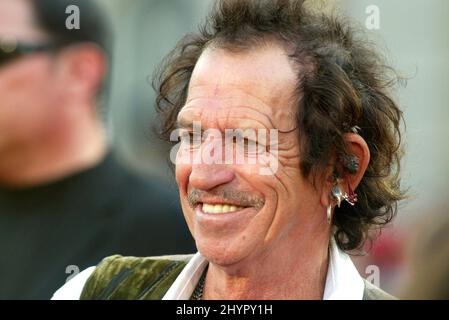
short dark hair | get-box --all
[154,0,407,252]
[31,0,112,107]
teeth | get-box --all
[202,203,244,214]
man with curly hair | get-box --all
[54,0,405,300]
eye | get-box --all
[231,133,260,155]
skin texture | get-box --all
[0,0,107,188]
[175,43,370,299]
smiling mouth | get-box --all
[201,203,248,214]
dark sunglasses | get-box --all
[0,40,58,67]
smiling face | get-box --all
[176,43,325,267]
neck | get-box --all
[0,113,107,188]
[203,225,330,300]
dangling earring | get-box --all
[332,179,359,207]
[331,185,344,207]
[345,181,358,206]
[327,204,332,225]
[328,183,344,225]
[338,154,359,206]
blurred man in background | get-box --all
[0,0,194,299]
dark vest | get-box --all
[80,255,395,300]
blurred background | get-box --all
[96,0,449,297]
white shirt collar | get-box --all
[162,251,208,300]
[323,238,365,299]
[162,239,365,300]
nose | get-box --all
[189,164,235,191]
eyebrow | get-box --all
[176,118,278,133]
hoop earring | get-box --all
[327,205,332,225]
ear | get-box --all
[343,133,370,190]
[319,133,370,208]
[55,44,107,105]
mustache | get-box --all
[188,188,265,209]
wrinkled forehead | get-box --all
[179,85,293,131]
[0,0,48,41]
[178,45,299,131]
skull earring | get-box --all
[340,155,360,175]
